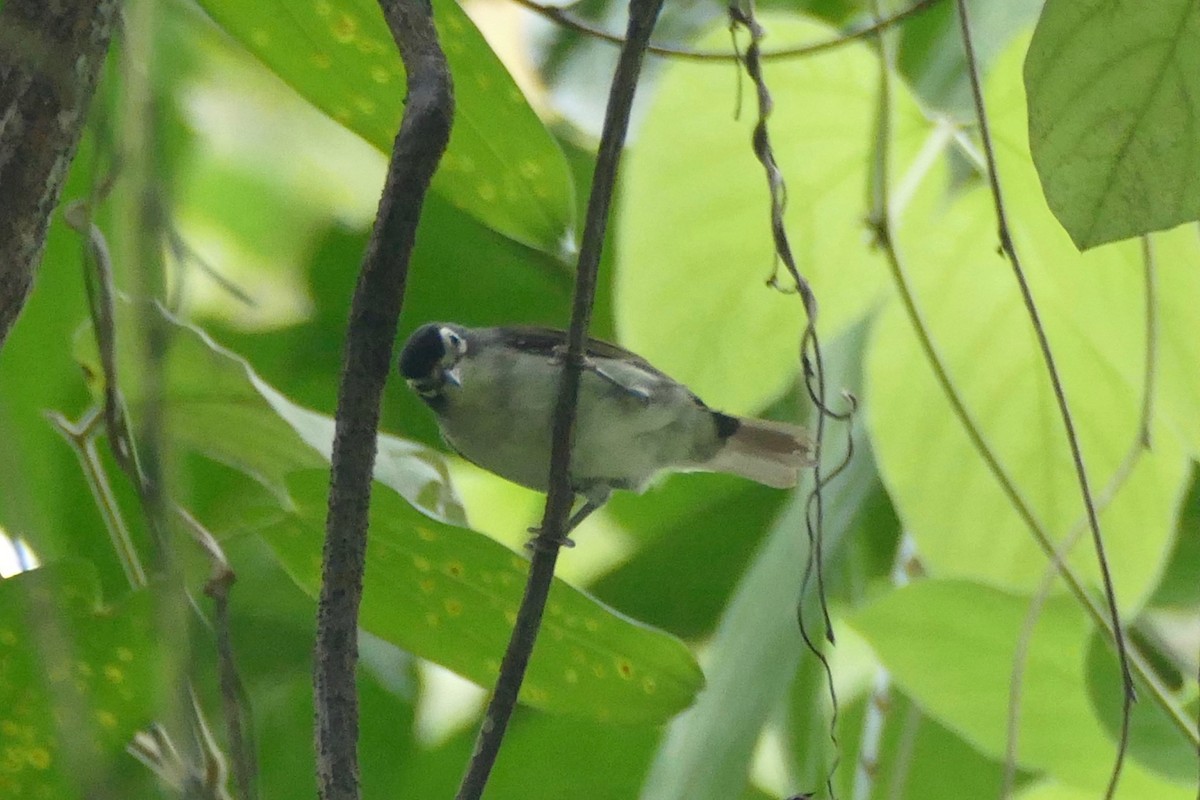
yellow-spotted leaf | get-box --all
[616,16,928,414]
[195,0,574,251]
[0,562,167,799]
[262,471,705,722]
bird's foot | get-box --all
[525,526,576,552]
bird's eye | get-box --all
[444,329,465,354]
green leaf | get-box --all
[1025,0,1200,248]
[616,15,930,415]
[847,580,1193,797]
[0,563,167,798]
[194,0,574,251]
[74,302,466,525]
[261,471,703,723]
[1085,633,1199,784]
[640,323,873,800]
[869,38,1192,610]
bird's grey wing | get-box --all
[486,324,694,404]
[484,326,670,378]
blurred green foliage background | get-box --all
[0,0,1197,798]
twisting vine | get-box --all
[727,2,859,795]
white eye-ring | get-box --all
[441,328,466,356]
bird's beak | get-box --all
[443,365,462,388]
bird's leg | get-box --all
[526,487,609,552]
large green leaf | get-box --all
[78,306,703,722]
[0,563,168,798]
[849,582,1195,800]
[847,581,1194,798]
[867,38,1192,610]
[1025,0,1200,248]
[194,0,574,252]
[262,471,704,723]
[616,16,930,415]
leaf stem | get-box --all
[952,2,1134,794]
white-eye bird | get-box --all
[398,323,813,540]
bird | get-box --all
[398,323,813,544]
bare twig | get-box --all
[853,536,919,800]
[953,2,1133,794]
[177,505,255,800]
[453,1,665,797]
[511,0,943,63]
[0,0,119,349]
[46,405,147,587]
[313,1,453,797]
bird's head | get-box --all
[398,323,468,399]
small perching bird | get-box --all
[398,323,813,542]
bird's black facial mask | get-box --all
[399,323,466,398]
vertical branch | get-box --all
[454,1,665,797]
[953,3,1134,795]
[0,0,118,349]
[314,1,453,798]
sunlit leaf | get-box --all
[868,38,1191,610]
[616,16,928,414]
[847,580,1193,798]
[194,0,574,251]
[0,563,167,799]
[261,471,704,723]
[1025,0,1200,248]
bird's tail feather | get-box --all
[705,417,814,489]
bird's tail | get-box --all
[705,416,814,489]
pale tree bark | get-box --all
[0,0,118,350]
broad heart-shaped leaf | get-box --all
[615,15,930,415]
[262,471,704,723]
[846,581,1193,798]
[0,562,167,799]
[866,37,1192,611]
[1024,0,1200,249]
[194,0,574,252]
[74,302,466,526]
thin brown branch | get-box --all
[176,505,255,800]
[313,2,453,798]
[510,0,943,63]
[0,0,118,349]
[1002,234,1159,798]
[952,2,1133,795]
[453,1,665,797]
